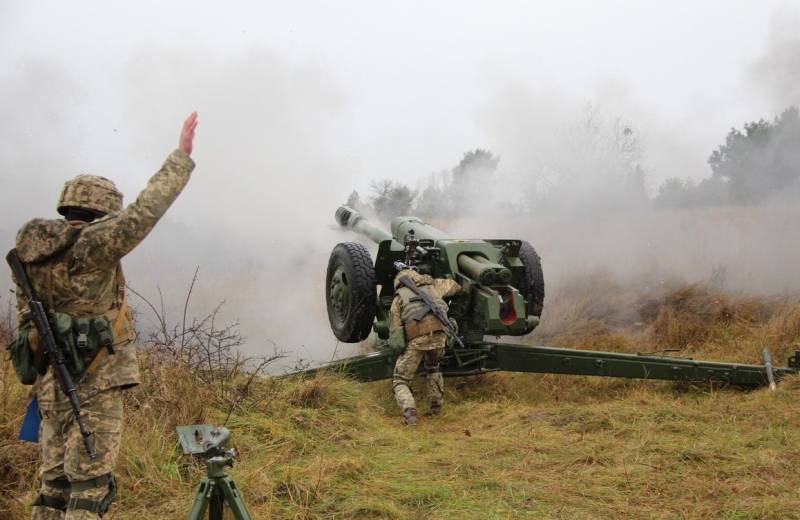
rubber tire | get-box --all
[326,242,378,343]
[518,241,545,319]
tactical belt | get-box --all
[67,474,117,516]
[32,478,71,511]
[33,494,67,511]
[44,478,71,489]
[404,314,446,342]
[33,474,117,514]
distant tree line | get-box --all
[347,106,800,220]
[656,106,800,207]
[347,148,502,221]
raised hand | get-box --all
[179,111,199,156]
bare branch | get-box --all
[181,266,200,360]
[126,284,167,340]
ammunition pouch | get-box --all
[403,314,446,342]
[8,310,119,382]
[49,313,116,378]
[6,322,44,385]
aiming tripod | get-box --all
[178,425,254,520]
[187,452,252,520]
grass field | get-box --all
[2,278,800,519]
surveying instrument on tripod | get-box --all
[177,424,254,520]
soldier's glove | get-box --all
[388,328,407,355]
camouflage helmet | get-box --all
[57,174,123,217]
[394,269,433,289]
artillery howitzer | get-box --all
[309,205,800,387]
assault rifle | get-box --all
[6,249,95,459]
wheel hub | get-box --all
[329,266,350,322]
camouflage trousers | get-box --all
[393,346,444,412]
[32,388,123,520]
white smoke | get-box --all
[2,1,799,369]
[750,6,800,112]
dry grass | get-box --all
[3,280,800,519]
[0,315,39,518]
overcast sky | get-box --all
[2,1,798,361]
[2,1,797,194]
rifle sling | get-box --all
[400,276,447,321]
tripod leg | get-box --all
[187,478,213,520]
[209,483,224,520]
[219,476,254,520]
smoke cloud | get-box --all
[0,48,358,366]
[750,6,800,112]
[2,2,800,368]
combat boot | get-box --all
[403,408,418,426]
[429,403,442,416]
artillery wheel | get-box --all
[519,240,545,326]
[326,242,377,343]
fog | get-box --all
[1,2,798,364]
[750,6,800,113]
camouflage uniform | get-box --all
[389,270,460,417]
[13,149,195,519]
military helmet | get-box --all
[394,269,433,289]
[57,174,123,217]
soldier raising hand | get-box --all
[10,112,198,520]
[179,111,198,155]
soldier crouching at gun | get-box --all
[389,264,464,425]
[7,112,198,519]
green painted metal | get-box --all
[298,343,800,388]
[336,206,397,246]
[390,216,449,243]
[187,458,253,520]
[311,206,800,389]
[177,425,254,520]
[334,206,537,338]
[487,343,799,387]
[300,350,396,382]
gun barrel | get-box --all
[335,206,393,244]
[391,216,450,243]
[457,254,512,285]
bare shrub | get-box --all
[289,374,359,409]
[650,305,710,348]
[640,284,775,349]
[125,268,284,431]
[532,272,645,351]
[765,302,800,347]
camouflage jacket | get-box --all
[389,272,460,351]
[13,149,195,409]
